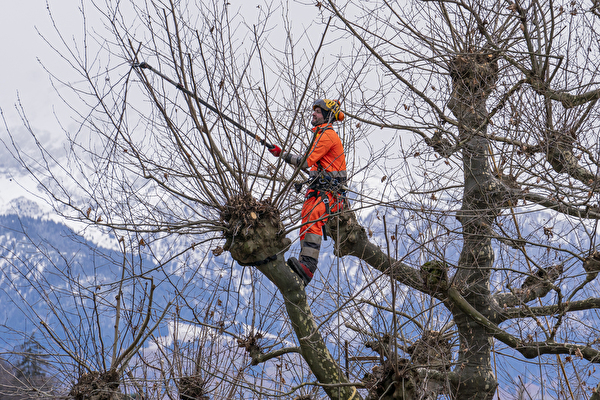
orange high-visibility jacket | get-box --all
[298,123,347,181]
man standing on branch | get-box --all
[269,99,347,286]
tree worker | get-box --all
[268,99,347,286]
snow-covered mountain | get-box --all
[0,197,169,355]
[0,196,259,360]
[0,196,46,218]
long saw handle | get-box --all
[133,61,275,149]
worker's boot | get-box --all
[288,233,321,286]
[287,257,316,286]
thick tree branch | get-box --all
[492,264,563,308]
[448,288,521,348]
[528,77,600,109]
[449,287,600,363]
[543,130,600,187]
[497,297,600,322]
[326,208,428,294]
[521,192,600,219]
[249,346,301,366]
[255,256,363,400]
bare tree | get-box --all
[4,0,366,398]
[5,0,600,399]
[0,211,174,399]
[317,0,600,399]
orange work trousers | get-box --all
[300,190,343,240]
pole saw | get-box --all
[132,61,275,150]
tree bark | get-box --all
[326,51,504,399]
[257,257,362,400]
[222,195,361,399]
[446,51,500,400]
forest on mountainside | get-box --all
[3,0,600,399]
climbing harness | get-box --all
[302,172,348,241]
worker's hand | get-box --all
[269,145,282,157]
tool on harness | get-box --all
[306,189,334,213]
[294,166,348,194]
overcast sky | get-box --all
[1,0,323,130]
[1,2,76,129]
[0,1,79,207]
[0,1,327,209]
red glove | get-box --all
[269,145,282,157]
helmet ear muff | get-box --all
[314,99,344,121]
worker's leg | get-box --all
[288,192,330,285]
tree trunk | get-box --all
[221,195,361,399]
[326,51,504,399]
[447,51,500,399]
[258,257,361,400]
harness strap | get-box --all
[240,254,278,267]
